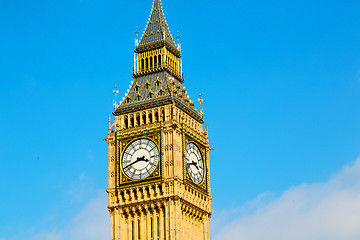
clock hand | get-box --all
[124,156,149,170]
[187,161,199,170]
[192,161,199,170]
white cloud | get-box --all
[30,194,110,240]
[213,157,360,240]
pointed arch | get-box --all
[148,111,153,123]
[161,108,165,121]
[155,110,159,122]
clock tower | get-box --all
[105,1,212,239]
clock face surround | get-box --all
[186,142,205,184]
[121,138,159,180]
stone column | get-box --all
[110,210,115,240]
[159,206,164,240]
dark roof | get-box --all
[136,0,178,51]
[114,71,203,122]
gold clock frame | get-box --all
[183,134,208,192]
[117,132,162,187]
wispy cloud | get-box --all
[30,194,110,240]
[213,157,360,240]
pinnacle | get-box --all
[137,0,177,50]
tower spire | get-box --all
[136,0,177,51]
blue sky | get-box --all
[1,0,360,239]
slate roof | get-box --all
[136,0,178,52]
[114,71,203,122]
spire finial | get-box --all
[135,26,139,46]
[198,94,203,108]
[176,31,180,44]
[137,0,177,50]
[113,85,119,110]
[176,31,181,52]
[198,94,204,117]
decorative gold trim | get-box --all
[183,134,208,192]
[118,132,162,187]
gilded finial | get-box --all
[113,85,119,110]
[176,31,181,52]
[198,94,204,116]
[198,94,203,108]
[135,26,139,46]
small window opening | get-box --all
[161,109,165,121]
[155,111,159,122]
[136,115,140,126]
[120,191,125,201]
[132,221,134,240]
[137,94,141,101]
[159,89,164,96]
[134,84,139,92]
[138,220,141,240]
[124,118,129,128]
[145,82,150,89]
[155,79,161,87]
[157,216,160,240]
[151,217,153,238]
[158,55,162,67]
[149,91,154,99]
[148,113,153,123]
[142,114,146,125]
[130,117,134,127]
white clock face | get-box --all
[186,143,204,184]
[121,138,159,180]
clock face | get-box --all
[121,138,159,180]
[186,143,204,184]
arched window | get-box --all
[124,117,129,128]
[145,58,149,70]
[158,55,162,67]
[130,116,134,127]
[159,89,164,96]
[138,220,141,240]
[157,216,160,240]
[132,221,134,240]
[150,218,153,239]
[155,111,159,122]
[148,112,153,123]
[142,113,146,125]
[149,91,154,99]
[141,59,144,71]
[134,84,139,92]
[161,109,165,121]
[136,115,140,126]
[154,56,157,67]
[150,57,153,69]
[137,94,141,101]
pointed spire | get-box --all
[136,0,177,51]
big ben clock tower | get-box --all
[105,0,212,239]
